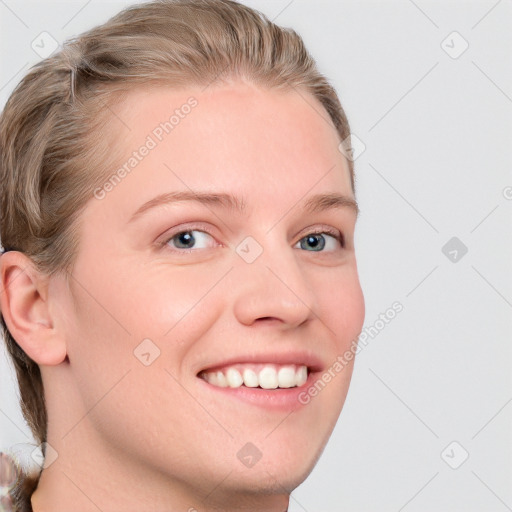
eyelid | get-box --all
[295,225,345,250]
[297,224,342,237]
[157,222,346,252]
[157,222,219,249]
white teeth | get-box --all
[201,364,309,389]
[242,368,259,388]
[277,366,296,388]
[259,366,279,389]
[226,368,243,388]
[296,365,308,386]
[216,371,228,387]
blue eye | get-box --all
[161,227,345,253]
[294,231,344,252]
[165,230,216,251]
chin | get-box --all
[219,437,325,497]
[218,462,315,499]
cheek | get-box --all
[316,265,365,346]
[74,258,219,338]
[122,263,228,345]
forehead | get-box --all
[88,82,353,226]
[111,82,350,180]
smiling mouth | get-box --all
[198,363,309,389]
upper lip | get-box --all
[197,350,326,375]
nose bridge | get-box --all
[231,230,316,327]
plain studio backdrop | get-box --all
[1,1,511,511]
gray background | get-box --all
[1,1,511,510]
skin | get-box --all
[0,80,365,512]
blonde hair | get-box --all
[0,0,354,508]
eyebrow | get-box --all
[128,190,359,223]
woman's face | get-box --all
[49,81,365,506]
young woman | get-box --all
[0,0,365,510]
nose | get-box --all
[231,236,317,330]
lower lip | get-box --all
[196,371,318,411]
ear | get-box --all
[0,251,67,366]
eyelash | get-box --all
[158,224,345,254]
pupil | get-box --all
[303,234,324,251]
[177,232,194,247]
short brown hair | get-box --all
[0,0,354,507]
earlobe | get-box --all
[0,251,67,366]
